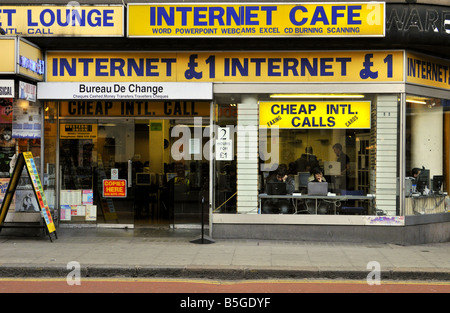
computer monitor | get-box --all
[324,161,340,176]
[266,182,287,195]
[298,172,310,188]
[136,173,151,185]
[416,169,429,193]
[432,175,444,193]
[166,173,177,181]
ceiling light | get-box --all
[406,99,426,104]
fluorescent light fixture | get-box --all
[269,93,365,99]
[406,99,426,104]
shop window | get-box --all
[213,102,237,213]
[258,96,380,216]
[1,99,43,220]
[404,95,450,215]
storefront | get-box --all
[0,37,45,226]
[1,1,450,243]
[38,79,213,228]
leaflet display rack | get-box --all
[0,152,57,242]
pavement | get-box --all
[0,226,449,282]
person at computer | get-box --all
[265,165,295,194]
[262,165,295,214]
[411,168,421,179]
[309,167,327,183]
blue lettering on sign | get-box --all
[268,58,281,76]
[51,56,352,79]
[289,5,362,26]
[348,6,362,25]
[52,58,177,77]
[311,6,329,25]
[289,6,308,26]
[407,57,450,85]
[27,8,115,27]
[149,5,277,26]
[19,55,45,75]
[0,9,16,27]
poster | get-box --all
[12,102,41,139]
[60,205,71,221]
[85,205,97,221]
[14,189,39,212]
[0,98,13,123]
[0,178,9,206]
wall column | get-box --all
[236,95,259,214]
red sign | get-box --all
[103,179,127,198]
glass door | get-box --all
[59,117,210,228]
[96,119,135,225]
[59,119,135,226]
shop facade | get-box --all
[0,36,45,227]
[0,1,449,244]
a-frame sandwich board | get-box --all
[0,152,57,242]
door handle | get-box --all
[128,160,132,187]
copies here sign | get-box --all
[103,179,127,197]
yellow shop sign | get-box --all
[128,2,384,37]
[0,6,123,36]
[406,52,450,91]
[46,50,403,83]
[259,101,371,129]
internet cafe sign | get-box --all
[128,2,385,37]
[37,82,213,100]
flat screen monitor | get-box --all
[416,169,429,193]
[166,173,177,181]
[136,173,151,185]
[266,182,287,195]
[298,172,310,188]
[324,161,340,176]
[432,175,444,193]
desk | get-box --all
[404,194,448,215]
[259,194,375,214]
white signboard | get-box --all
[111,168,119,180]
[0,80,14,98]
[19,81,36,101]
[37,82,213,100]
[216,127,233,161]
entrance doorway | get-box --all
[58,118,210,228]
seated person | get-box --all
[411,168,421,179]
[305,167,329,214]
[308,167,327,183]
[262,165,294,214]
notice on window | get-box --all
[60,124,97,139]
[103,179,127,198]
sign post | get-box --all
[0,152,57,241]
